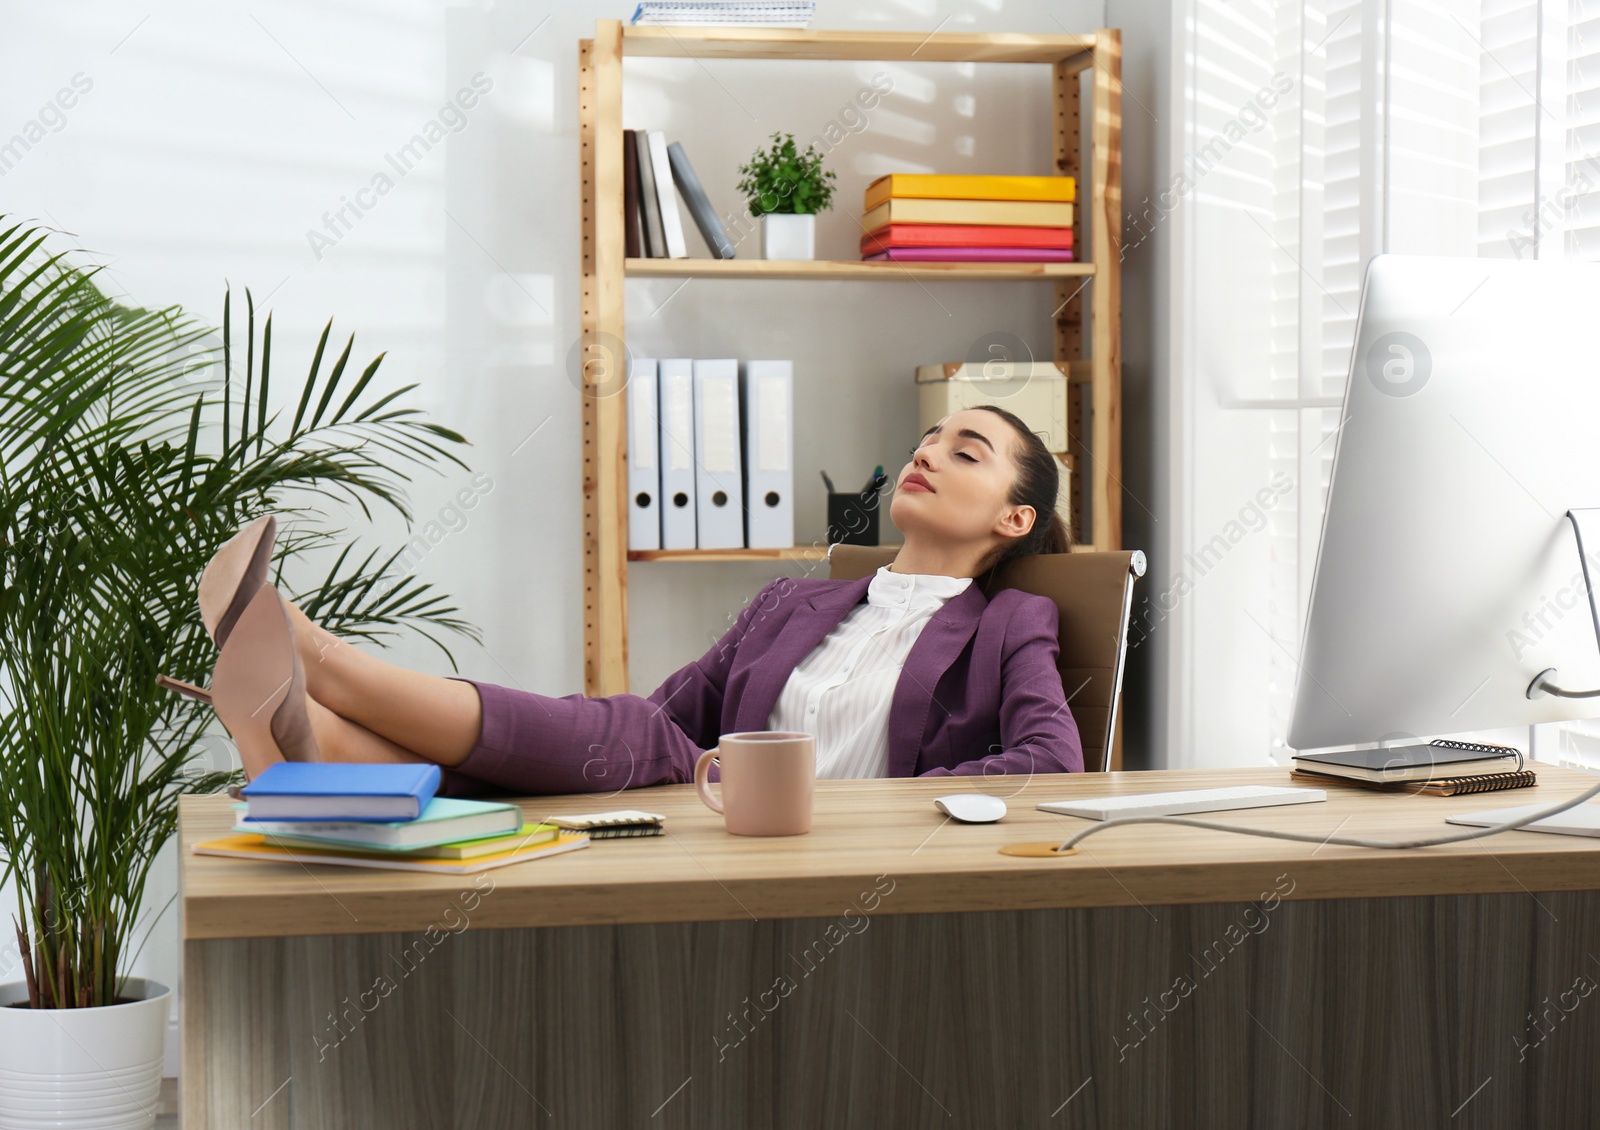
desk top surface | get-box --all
[178,765,1600,939]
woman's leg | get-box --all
[285,600,480,768]
[304,697,433,764]
[278,598,708,796]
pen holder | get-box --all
[826,490,881,546]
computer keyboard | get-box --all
[1037,784,1328,821]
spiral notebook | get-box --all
[542,809,666,839]
[1290,738,1523,784]
[1290,767,1538,796]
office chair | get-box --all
[826,544,1146,772]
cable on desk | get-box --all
[1052,777,1600,853]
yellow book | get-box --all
[860,198,1073,230]
[864,174,1076,210]
[192,830,591,874]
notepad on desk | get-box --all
[543,809,666,838]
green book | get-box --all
[260,822,560,860]
[232,797,531,851]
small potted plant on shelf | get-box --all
[0,217,476,1128]
[737,131,837,260]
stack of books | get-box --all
[625,128,735,260]
[1289,739,1536,796]
[189,764,592,874]
[859,174,1076,263]
[630,2,815,27]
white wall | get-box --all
[0,0,1120,1071]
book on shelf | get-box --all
[647,130,689,258]
[191,830,591,874]
[1289,767,1538,797]
[623,128,644,258]
[234,796,527,849]
[861,223,1074,253]
[864,247,1075,263]
[1289,739,1523,784]
[238,763,441,821]
[667,140,736,258]
[861,197,1074,230]
[864,173,1076,209]
[634,129,667,257]
[630,2,815,27]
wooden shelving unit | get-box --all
[578,21,1122,695]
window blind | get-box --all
[1184,0,1600,761]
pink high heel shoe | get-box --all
[198,514,277,648]
[203,583,319,779]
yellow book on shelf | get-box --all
[864,174,1077,209]
[860,198,1073,230]
[192,831,591,874]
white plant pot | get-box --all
[0,977,168,1130]
[760,212,815,260]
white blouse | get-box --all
[767,565,973,779]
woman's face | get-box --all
[889,408,1035,550]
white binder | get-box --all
[658,359,698,549]
[692,359,745,549]
[740,360,794,549]
[626,358,661,551]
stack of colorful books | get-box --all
[189,763,593,874]
[859,174,1076,263]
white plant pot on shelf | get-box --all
[760,212,815,260]
[0,977,169,1130]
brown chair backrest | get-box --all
[826,544,1145,772]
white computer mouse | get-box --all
[934,793,1007,823]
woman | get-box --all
[175,403,1084,795]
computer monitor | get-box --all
[1288,254,1600,752]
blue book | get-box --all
[239,763,442,822]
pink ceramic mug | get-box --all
[693,731,815,836]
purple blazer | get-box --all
[452,573,1083,797]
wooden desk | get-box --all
[181,766,1600,1127]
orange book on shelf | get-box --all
[864,174,1076,210]
[861,198,1073,230]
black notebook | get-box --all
[1291,739,1522,783]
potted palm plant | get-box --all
[0,217,478,1128]
[737,131,837,260]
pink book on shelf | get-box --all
[862,247,1076,263]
